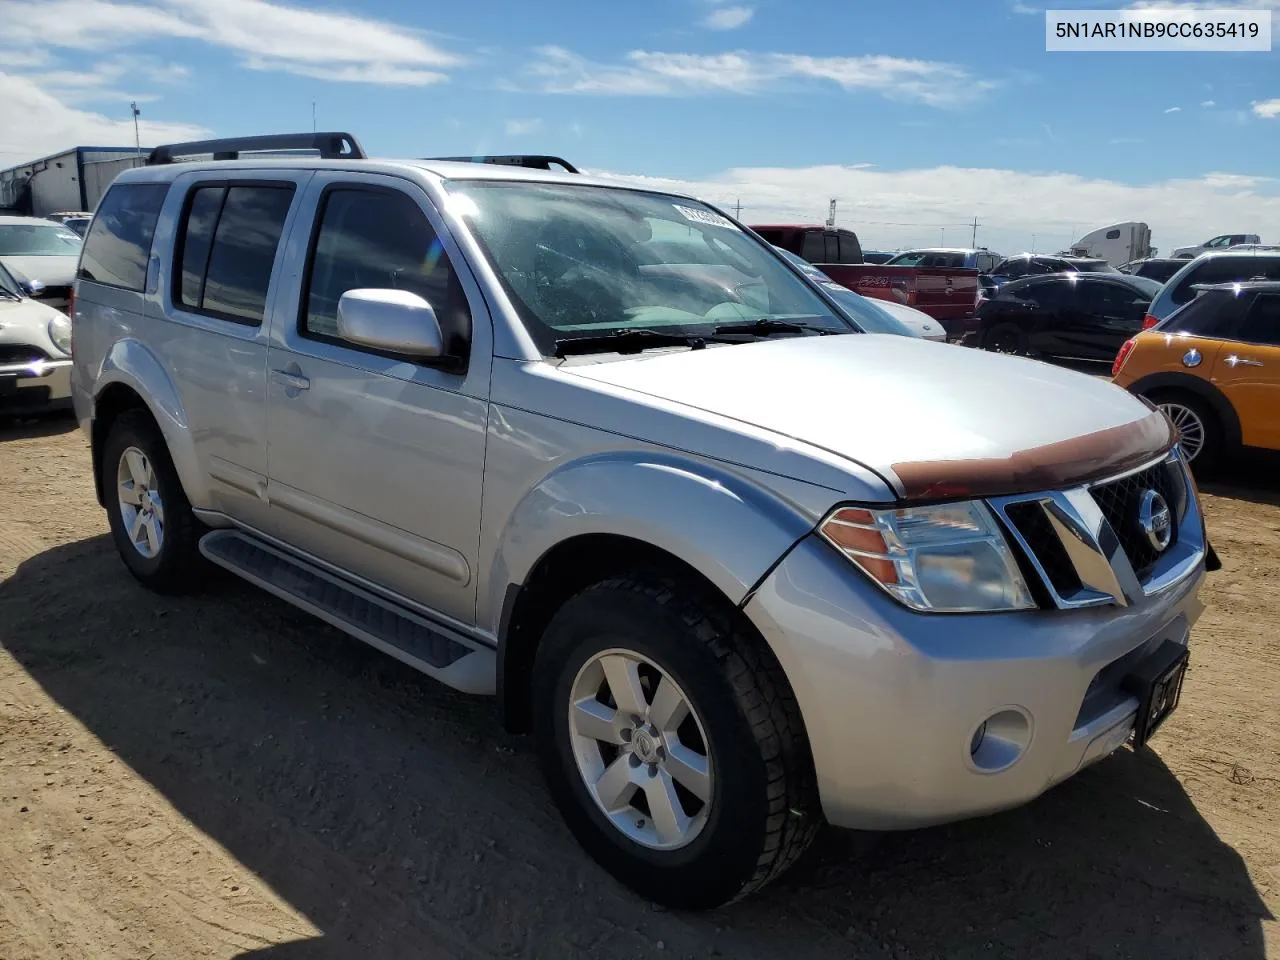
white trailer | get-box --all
[1064,222,1153,266]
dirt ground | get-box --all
[0,415,1276,960]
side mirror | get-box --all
[19,278,44,298]
[336,289,444,358]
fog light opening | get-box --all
[967,708,1033,774]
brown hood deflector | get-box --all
[890,409,1175,501]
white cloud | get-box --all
[703,5,754,29]
[522,47,995,107]
[27,56,190,104]
[1201,99,1216,107]
[2,0,464,84]
[580,162,1280,255]
[1164,106,1182,113]
[0,71,208,160]
[504,118,543,136]
[1253,98,1280,118]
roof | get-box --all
[748,224,839,231]
[1195,280,1280,292]
[1187,248,1280,261]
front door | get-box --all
[263,173,492,625]
[1078,281,1145,361]
[1212,292,1280,451]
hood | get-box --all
[563,334,1172,499]
[0,255,78,287]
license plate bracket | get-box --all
[1123,639,1189,748]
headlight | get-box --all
[819,501,1035,613]
[48,314,72,355]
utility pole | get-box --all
[941,227,946,246]
[131,101,141,160]
[971,215,979,247]
[826,198,837,228]
[734,197,741,219]
[312,99,317,133]
[1032,233,1037,253]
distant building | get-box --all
[0,146,143,217]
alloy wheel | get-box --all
[116,446,166,559]
[567,649,713,851]
[1160,402,1206,462]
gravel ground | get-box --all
[1,415,1276,960]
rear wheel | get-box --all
[532,574,820,909]
[983,323,1026,355]
[1146,390,1222,472]
[103,410,206,592]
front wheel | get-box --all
[532,575,820,909]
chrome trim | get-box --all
[989,449,1205,610]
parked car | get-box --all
[60,216,93,238]
[1142,250,1280,328]
[772,246,946,341]
[861,250,893,264]
[0,215,83,312]
[965,272,1163,362]
[988,254,1118,287]
[1117,258,1186,284]
[816,260,981,339]
[1170,233,1260,259]
[748,224,863,264]
[0,259,73,417]
[885,247,1003,274]
[1113,281,1280,469]
[72,132,1213,909]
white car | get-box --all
[0,259,73,416]
[772,246,947,341]
[1170,233,1260,259]
[0,215,84,312]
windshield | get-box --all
[885,250,967,268]
[448,181,851,353]
[1122,275,1164,299]
[0,222,83,257]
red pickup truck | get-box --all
[751,225,982,340]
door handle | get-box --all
[1226,355,1264,368]
[270,369,311,391]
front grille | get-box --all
[1004,500,1082,597]
[1090,460,1185,580]
[0,344,50,365]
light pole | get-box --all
[131,102,141,160]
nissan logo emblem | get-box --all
[1139,490,1173,552]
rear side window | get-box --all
[1237,293,1280,346]
[301,187,471,359]
[1171,257,1280,306]
[837,230,862,263]
[78,183,168,291]
[800,231,825,263]
[174,183,295,325]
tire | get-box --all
[982,323,1026,355]
[1145,390,1223,473]
[532,574,821,909]
[102,409,206,592]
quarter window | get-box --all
[301,187,471,359]
[78,183,168,291]
[174,183,295,325]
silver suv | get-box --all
[71,133,1213,909]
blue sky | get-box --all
[2,0,1279,252]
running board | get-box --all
[199,530,495,695]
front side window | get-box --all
[1018,278,1073,311]
[302,187,471,359]
[994,258,1027,279]
[1237,293,1280,346]
[174,183,294,324]
[448,181,850,354]
[77,183,166,291]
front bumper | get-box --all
[0,358,72,415]
[744,531,1206,831]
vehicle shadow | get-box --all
[0,537,1270,960]
[1199,450,1280,508]
[0,410,77,442]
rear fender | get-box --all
[94,338,211,508]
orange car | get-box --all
[1112,280,1280,469]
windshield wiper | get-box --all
[554,328,715,357]
[712,317,839,337]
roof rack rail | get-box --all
[424,154,579,174]
[147,132,366,165]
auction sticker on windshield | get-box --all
[673,204,737,229]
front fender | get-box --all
[96,338,212,508]
[486,452,822,632]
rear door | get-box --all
[1018,277,1076,355]
[1078,280,1147,360]
[1210,292,1280,450]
